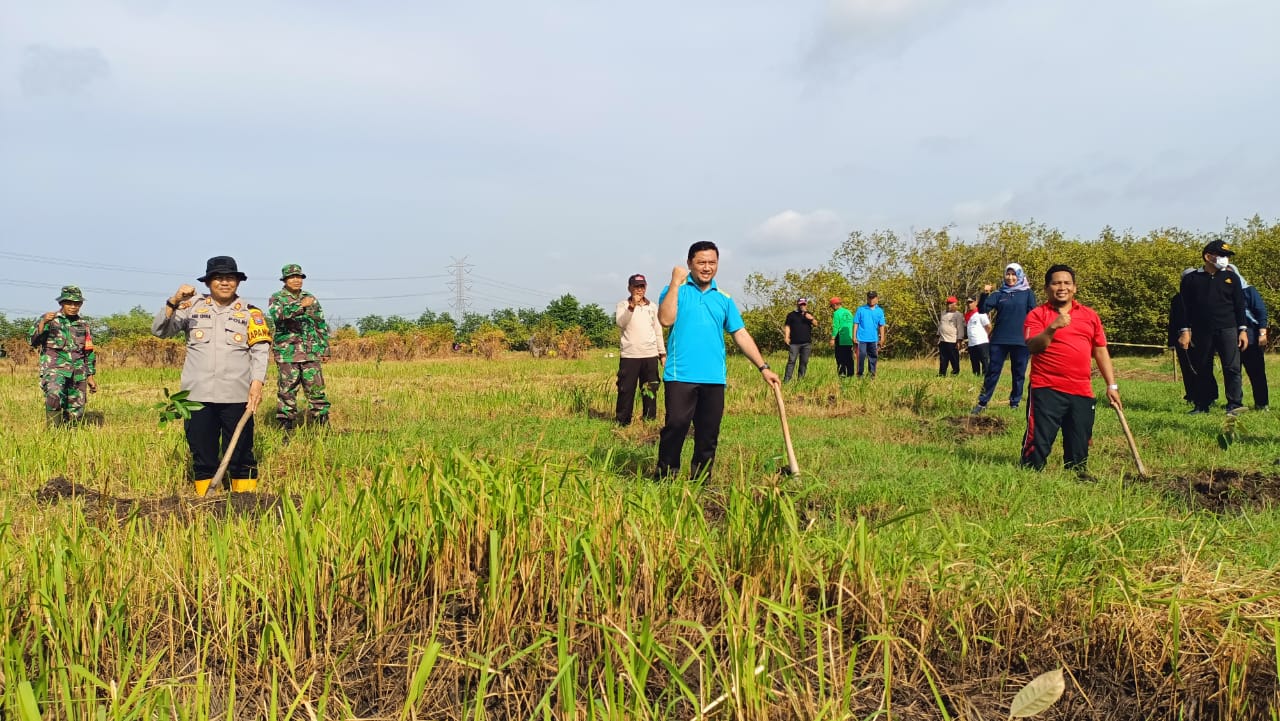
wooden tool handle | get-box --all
[772,384,800,476]
[209,407,255,491]
[1113,405,1148,478]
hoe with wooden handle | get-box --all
[772,384,800,477]
[208,407,255,492]
[1113,405,1148,478]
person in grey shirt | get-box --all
[153,256,270,496]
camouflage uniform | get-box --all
[29,286,96,425]
[268,264,330,425]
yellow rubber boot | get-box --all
[231,478,258,493]
[193,479,212,497]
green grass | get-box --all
[2,351,1280,719]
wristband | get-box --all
[758,363,770,372]
[166,299,179,310]
[1107,384,1118,391]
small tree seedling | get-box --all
[154,387,203,425]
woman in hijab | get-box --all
[971,262,1038,414]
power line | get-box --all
[0,277,165,297]
[471,273,559,298]
[0,251,186,277]
[308,273,451,282]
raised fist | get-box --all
[1050,312,1071,330]
[42,311,58,323]
[173,285,196,303]
[671,266,689,285]
[982,283,993,293]
[301,296,316,307]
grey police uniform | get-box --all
[153,295,270,485]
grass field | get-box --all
[3,351,1280,720]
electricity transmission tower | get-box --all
[447,257,473,318]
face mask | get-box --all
[1214,256,1230,270]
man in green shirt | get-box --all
[829,296,854,377]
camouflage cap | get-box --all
[56,285,84,303]
[280,263,306,280]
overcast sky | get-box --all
[3,0,1277,325]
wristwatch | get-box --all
[758,363,770,372]
[1107,384,1119,391]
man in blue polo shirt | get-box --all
[852,291,886,378]
[657,241,781,480]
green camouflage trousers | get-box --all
[41,371,88,421]
[276,360,329,421]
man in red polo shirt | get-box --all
[1020,264,1122,472]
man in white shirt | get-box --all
[615,274,667,425]
[965,297,992,378]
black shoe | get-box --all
[279,418,295,431]
[1226,405,1247,417]
[1188,407,1210,416]
[313,415,329,427]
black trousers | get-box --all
[1020,387,1094,471]
[1241,344,1269,408]
[185,402,257,480]
[938,341,960,375]
[616,356,660,424]
[1174,345,1216,403]
[656,381,725,481]
[1188,327,1243,409]
[968,343,990,377]
[834,344,854,377]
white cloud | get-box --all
[745,209,845,256]
[807,0,994,68]
[952,191,1014,225]
[20,45,110,96]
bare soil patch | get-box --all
[1162,468,1280,513]
[36,476,296,522]
[941,414,1008,436]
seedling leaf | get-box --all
[1009,667,1065,718]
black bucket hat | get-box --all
[198,256,248,283]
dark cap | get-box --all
[198,256,248,283]
[1203,238,1235,257]
[280,263,306,280]
[628,274,647,286]
[57,285,84,303]
[797,297,808,305]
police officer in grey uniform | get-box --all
[153,256,270,495]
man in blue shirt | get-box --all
[852,291,887,378]
[657,241,781,480]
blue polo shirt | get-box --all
[659,277,745,384]
[853,304,885,342]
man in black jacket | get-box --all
[1177,239,1248,415]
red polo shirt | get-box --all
[1024,300,1107,397]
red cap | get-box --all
[829,296,842,305]
[946,296,958,304]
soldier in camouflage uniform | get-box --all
[29,285,98,426]
[268,263,331,430]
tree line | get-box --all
[741,215,1280,356]
[6,216,1279,359]
[0,293,620,356]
